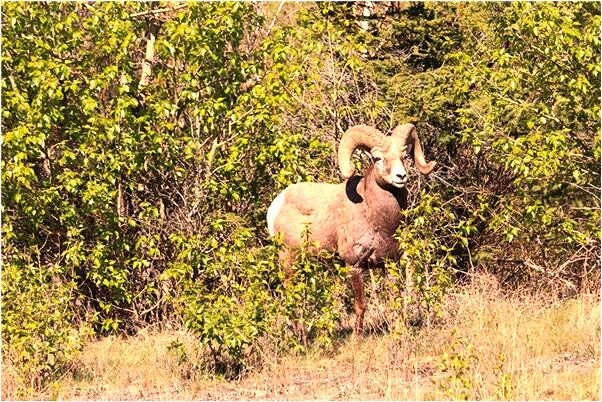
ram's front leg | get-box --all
[348,266,367,335]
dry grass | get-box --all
[3,274,600,400]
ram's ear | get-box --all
[405,143,413,156]
[370,148,384,162]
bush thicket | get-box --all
[2,1,599,394]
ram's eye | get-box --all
[373,156,382,162]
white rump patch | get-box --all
[267,188,288,236]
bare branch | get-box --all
[139,25,158,88]
[523,259,577,291]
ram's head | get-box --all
[337,124,437,188]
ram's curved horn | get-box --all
[392,123,436,175]
[338,125,389,178]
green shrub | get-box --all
[1,251,91,396]
[437,330,478,400]
[170,216,277,377]
[386,191,457,334]
[176,223,346,376]
[280,228,347,352]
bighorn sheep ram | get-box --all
[266,124,436,335]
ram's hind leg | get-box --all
[348,266,367,336]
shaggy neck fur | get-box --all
[360,167,408,234]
